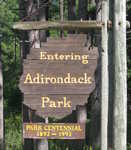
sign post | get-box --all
[101,0,109,150]
[113,0,127,149]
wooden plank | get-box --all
[46,40,87,44]
[23,59,97,70]
[20,73,96,95]
[23,123,85,139]
[13,21,103,31]
[20,61,96,95]
[27,48,98,61]
[45,35,87,44]
[20,45,98,95]
[43,42,86,47]
[23,94,88,118]
[47,34,87,42]
[29,45,97,52]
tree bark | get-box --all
[108,0,114,149]
[21,0,40,149]
[19,0,34,149]
[113,0,127,149]
[78,0,87,20]
[68,0,76,20]
[39,0,47,46]
[90,0,101,149]
[13,21,103,31]
[27,0,40,48]
[60,0,64,37]
[68,0,76,34]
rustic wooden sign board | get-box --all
[23,94,89,118]
[23,123,85,139]
[20,35,98,119]
[20,34,98,139]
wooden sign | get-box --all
[23,94,89,118]
[20,35,98,118]
[20,48,98,95]
[23,123,85,139]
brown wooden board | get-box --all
[20,73,96,95]
[27,48,98,61]
[20,36,98,119]
[29,46,97,52]
[23,94,89,118]
[20,48,98,95]
[46,39,87,44]
[46,35,87,44]
[23,123,85,139]
[43,42,86,47]
[47,34,87,41]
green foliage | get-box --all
[128,144,131,150]
[0,0,22,113]
[0,0,22,148]
[5,114,22,150]
[127,1,131,91]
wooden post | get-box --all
[77,106,87,150]
[113,0,127,149]
[77,106,87,124]
[37,118,49,150]
[101,0,109,150]
[13,21,103,31]
[0,34,4,150]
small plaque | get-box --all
[23,123,85,139]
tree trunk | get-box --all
[0,35,4,150]
[39,0,47,46]
[78,0,87,20]
[27,0,40,48]
[68,0,76,34]
[108,0,114,149]
[68,0,76,20]
[19,0,34,149]
[60,0,64,37]
[113,0,127,149]
[90,0,101,149]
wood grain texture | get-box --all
[20,35,98,119]
[13,21,102,31]
[23,94,88,118]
